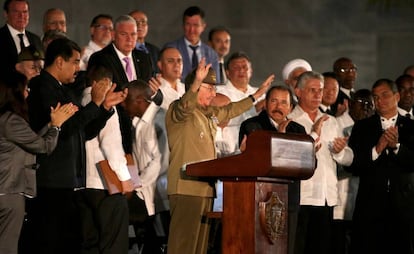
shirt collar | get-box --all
[184,37,201,48]
[268,117,279,130]
[7,23,25,35]
[380,113,398,130]
[398,107,412,116]
[112,43,132,59]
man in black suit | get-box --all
[0,0,42,74]
[331,57,357,116]
[88,14,153,152]
[129,10,160,73]
[239,85,306,254]
[26,38,127,254]
[348,79,414,254]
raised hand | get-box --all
[278,119,292,133]
[91,77,112,106]
[148,74,162,95]
[102,83,128,110]
[190,58,212,92]
[50,102,79,127]
[311,115,329,137]
[335,99,348,117]
[252,74,275,101]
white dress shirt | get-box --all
[81,87,131,189]
[215,80,258,156]
[80,40,103,71]
[113,44,137,81]
[288,105,354,206]
[7,24,28,53]
[334,111,359,220]
[132,102,162,216]
[398,107,414,119]
[159,77,185,110]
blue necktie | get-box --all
[137,43,149,54]
[189,45,199,69]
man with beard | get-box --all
[239,85,306,254]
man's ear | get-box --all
[55,56,64,70]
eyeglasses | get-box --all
[199,84,217,93]
[338,67,357,73]
[94,24,113,31]
[355,99,374,109]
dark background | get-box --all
[3,0,414,89]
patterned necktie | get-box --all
[123,57,133,81]
[17,33,25,52]
[189,45,199,69]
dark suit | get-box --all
[0,24,42,74]
[136,41,160,74]
[331,90,350,116]
[25,70,113,254]
[348,114,414,254]
[164,36,220,83]
[88,43,153,154]
[239,110,307,254]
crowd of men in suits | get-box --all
[1,0,414,253]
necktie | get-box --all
[17,33,25,52]
[137,43,149,54]
[219,62,226,84]
[326,108,333,116]
[189,45,199,69]
[123,57,133,81]
[406,113,411,119]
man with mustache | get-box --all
[26,38,127,253]
[238,85,306,254]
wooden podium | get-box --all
[186,130,316,254]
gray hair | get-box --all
[114,15,136,30]
[296,71,324,89]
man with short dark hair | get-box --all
[80,14,113,70]
[395,74,414,119]
[208,26,231,83]
[348,79,414,254]
[26,38,127,253]
[129,10,160,73]
[332,57,358,115]
[0,0,42,74]
[164,6,220,83]
[239,85,306,254]
[320,72,339,116]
